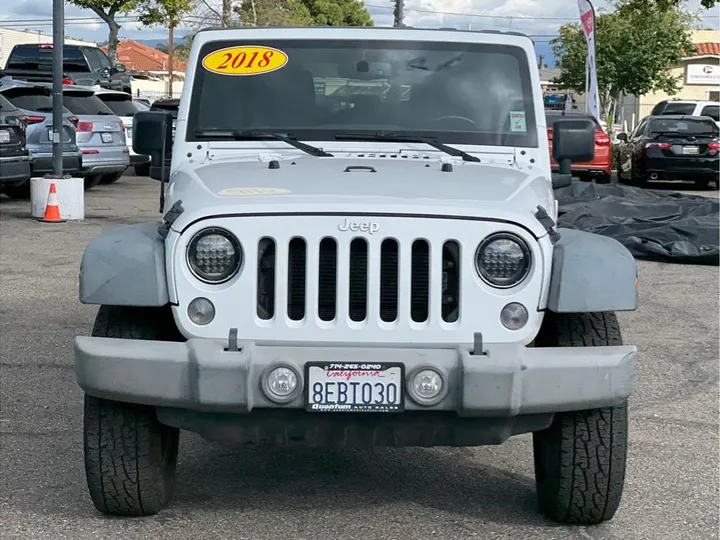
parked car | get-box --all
[0,79,83,198]
[0,94,32,195]
[94,88,151,178]
[546,110,612,183]
[650,99,720,127]
[1,43,131,93]
[57,85,130,188]
[616,114,719,189]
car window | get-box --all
[63,93,115,115]
[1,88,55,112]
[648,117,719,135]
[34,46,92,73]
[658,102,696,115]
[84,47,113,70]
[188,39,539,147]
[700,105,719,122]
[650,101,668,115]
[133,100,151,111]
[97,94,139,116]
[6,46,39,69]
[0,94,19,113]
[629,119,646,139]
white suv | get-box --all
[74,26,639,524]
[651,99,720,127]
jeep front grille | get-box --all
[256,236,460,324]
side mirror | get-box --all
[114,63,126,73]
[616,132,628,142]
[552,117,595,175]
[133,110,173,181]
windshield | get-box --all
[648,118,719,136]
[63,93,115,115]
[188,39,538,147]
[98,95,140,116]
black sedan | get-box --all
[0,94,32,192]
[616,115,719,189]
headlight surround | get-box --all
[475,232,531,288]
[186,227,242,284]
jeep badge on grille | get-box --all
[338,218,380,234]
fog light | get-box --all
[188,297,215,325]
[500,302,528,330]
[408,368,445,405]
[262,366,300,403]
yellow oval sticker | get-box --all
[202,46,289,76]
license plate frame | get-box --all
[304,362,405,413]
[0,129,10,144]
[100,132,113,144]
[682,145,699,155]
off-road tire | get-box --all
[84,174,101,190]
[99,172,124,184]
[532,312,628,525]
[134,162,151,177]
[83,305,182,516]
[1,181,31,199]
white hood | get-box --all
[167,156,556,237]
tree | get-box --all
[551,0,697,124]
[69,0,137,63]
[155,34,195,61]
[140,0,196,94]
[234,0,372,26]
[626,0,716,10]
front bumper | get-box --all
[80,153,130,175]
[75,337,636,417]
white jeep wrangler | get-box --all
[74,26,638,524]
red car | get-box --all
[546,110,612,183]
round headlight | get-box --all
[186,228,242,284]
[475,233,531,288]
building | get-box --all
[0,27,96,69]
[640,29,720,106]
[100,40,186,99]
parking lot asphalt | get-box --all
[0,175,718,540]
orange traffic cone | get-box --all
[37,183,65,223]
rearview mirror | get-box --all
[616,132,628,142]
[133,110,173,181]
[552,117,595,174]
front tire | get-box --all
[532,312,628,525]
[84,174,101,190]
[83,306,182,516]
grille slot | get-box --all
[410,239,430,323]
[348,238,368,322]
[318,238,338,321]
[287,237,307,321]
[256,237,276,320]
[379,239,399,322]
[442,241,461,323]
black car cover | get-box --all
[554,182,719,265]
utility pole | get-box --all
[393,0,404,27]
[52,0,64,177]
[168,24,174,97]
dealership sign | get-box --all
[686,64,720,85]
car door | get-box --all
[619,120,645,176]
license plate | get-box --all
[0,130,9,144]
[101,132,113,143]
[305,362,404,412]
[682,146,699,155]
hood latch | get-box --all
[534,205,561,244]
[158,200,184,239]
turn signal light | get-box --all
[708,142,720,150]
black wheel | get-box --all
[1,181,31,199]
[99,172,123,184]
[83,306,183,516]
[694,177,710,190]
[135,162,151,177]
[84,175,101,190]
[595,172,611,184]
[629,164,646,188]
[532,312,628,525]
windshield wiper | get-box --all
[333,131,480,162]
[195,129,333,157]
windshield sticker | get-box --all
[509,111,527,132]
[217,187,291,196]
[202,46,289,76]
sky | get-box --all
[0,0,717,51]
